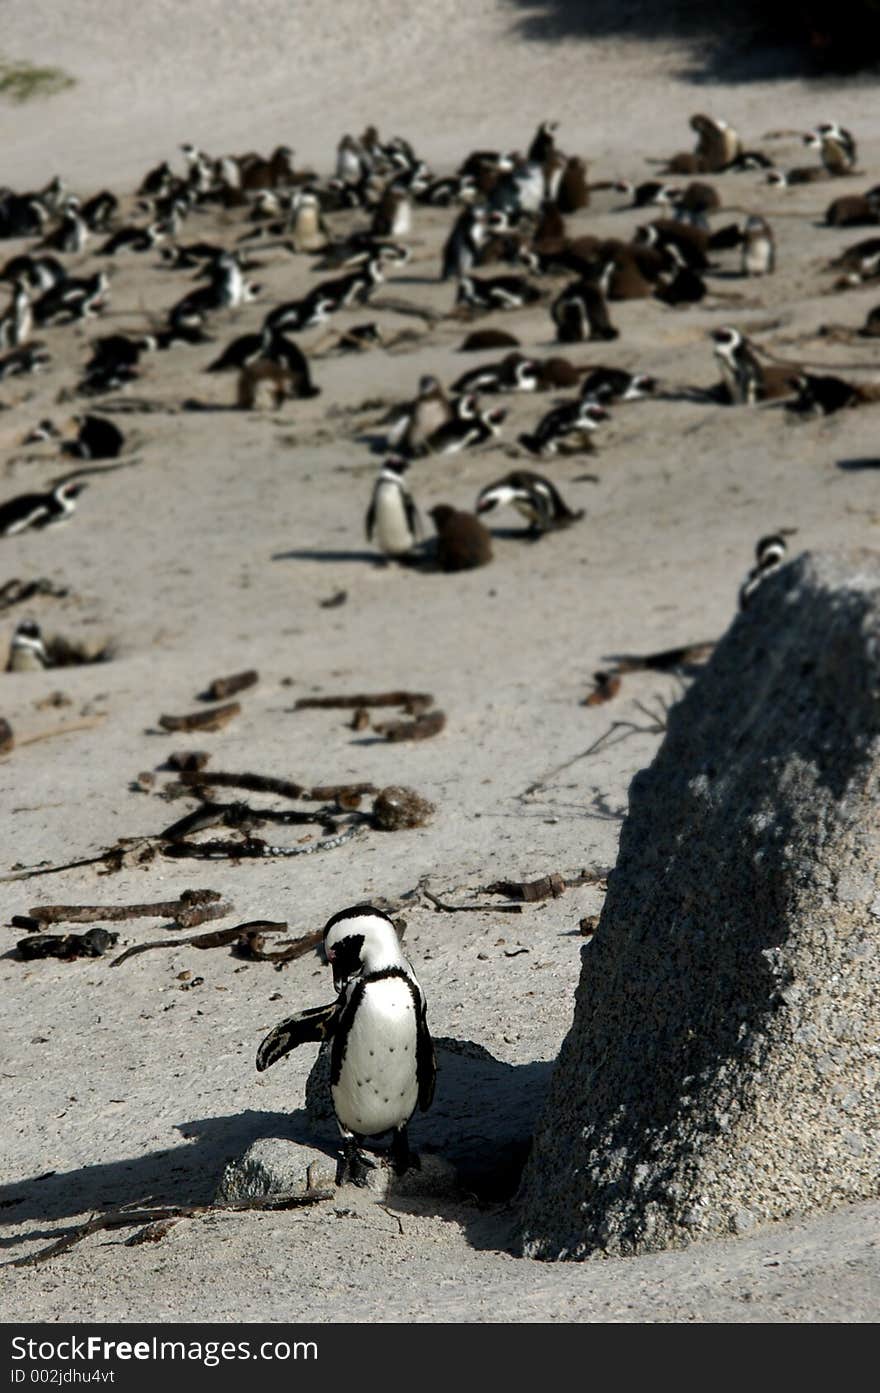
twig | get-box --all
[202,670,258,701]
[23,889,226,929]
[8,1189,335,1267]
[12,717,106,749]
[519,717,667,801]
[110,919,285,967]
[158,703,241,733]
[176,769,307,799]
[422,888,522,915]
[294,691,433,714]
[162,822,367,859]
[374,710,446,741]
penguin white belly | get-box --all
[374,482,414,555]
[333,978,419,1136]
[743,240,773,275]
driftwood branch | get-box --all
[110,919,286,967]
[158,703,241,733]
[294,691,433,715]
[374,710,446,741]
[22,889,226,929]
[202,670,258,701]
[8,1188,334,1268]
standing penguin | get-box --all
[366,458,422,561]
[257,904,435,1186]
[6,619,50,671]
[741,215,775,276]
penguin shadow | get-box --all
[0,1108,301,1255]
[836,456,880,471]
[0,1043,553,1258]
[272,546,383,565]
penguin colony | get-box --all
[1,116,876,1179]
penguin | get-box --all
[100,223,164,255]
[34,271,107,325]
[429,505,493,571]
[858,304,880,338]
[456,272,541,311]
[366,457,422,560]
[739,534,790,609]
[806,124,858,176]
[551,279,618,342]
[557,157,590,213]
[0,282,32,349]
[0,342,51,380]
[168,254,246,331]
[579,367,656,404]
[138,160,173,197]
[615,180,680,209]
[441,205,488,281]
[786,372,880,417]
[825,193,880,228]
[371,187,411,239]
[476,469,583,535]
[289,191,330,252]
[0,254,66,292]
[40,198,89,254]
[6,619,50,672]
[518,400,608,456]
[690,114,741,172]
[634,221,710,272]
[459,328,521,352]
[63,415,125,460]
[527,121,559,165]
[80,190,119,232]
[387,375,453,456]
[451,352,539,395]
[0,481,87,537]
[711,326,796,405]
[672,182,721,226]
[236,358,319,409]
[426,403,506,454]
[78,335,145,394]
[740,215,776,275]
[256,904,435,1185]
[597,247,656,299]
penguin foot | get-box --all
[338,1141,376,1188]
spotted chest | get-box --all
[331,975,421,1138]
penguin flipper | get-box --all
[416,1000,436,1112]
[256,1001,339,1072]
[365,496,376,542]
[405,495,422,541]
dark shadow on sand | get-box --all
[503,0,880,83]
[1,1041,556,1259]
[836,456,880,470]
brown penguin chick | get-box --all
[690,114,741,171]
[237,359,309,409]
[676,181,721,216]
[858,304,880,337]
[534,203,567,246]
[429,505,493,572]
[664,152,709,175]
[600,247,655,300]
[557,157,590,212]
[825,194,880,228]
[393,376,453,455]
[534,356,591,389]
[290,193,329,252]
[459,328,521,352]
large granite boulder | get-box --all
[519,551,880,1258]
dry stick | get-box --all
[177,769,307,799]
[203,670,258,701]
[519,717,667,801]
[158,703,241,733]
[24,890,225,927]
[242,927,322,964]
[422,888,522,916]
[12,717,106,749]
[374,710,446,741]
[294,691,433,713]
[8,1189,335,1268]
[110,919,286,968]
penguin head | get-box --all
[13,619,43,644]
[382,456,410,479]
[712,325,741,353]
[755,533,789,568]
[323,905,406,991]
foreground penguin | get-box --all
[257,905,435,1185]
[0,481,87,537]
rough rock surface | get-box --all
[518,550,880,1259]
[215,1140,336,1203]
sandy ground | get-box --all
[1,1,879,1323]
